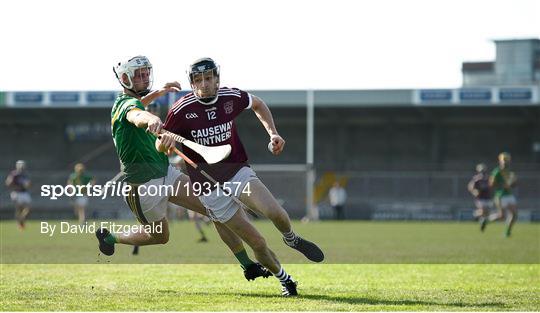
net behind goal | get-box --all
[250,164,309,219]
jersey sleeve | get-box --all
[163,103,181,134]
[228,88,252,118]
[67,173,75,185]
[490,168,500,180]
[490,168,504,187]
[473,177,481,189]
[240,89,253,110]
[118,98,144,124]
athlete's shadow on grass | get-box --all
[232,292,506,308]
[157,290,505,308]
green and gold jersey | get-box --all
[68,172,93,193]
[111,94,168,184]
[490,166,514,198]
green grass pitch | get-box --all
[1,220,539,311]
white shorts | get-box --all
[73,196,89,207]
[497,195,517,208]
[10,191,31,206]
[124,165,182,224]
[199,166,258,223]
[475,199,493,209]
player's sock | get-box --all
[505,225,511,237]
[234,249,255,268]
[274,267,292,284]
[282,230,297,244]
[104,233,117,245]
[479,217,487,232]
[198,230,207,242]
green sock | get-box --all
[234,249,255,268]
[104,233,117,245]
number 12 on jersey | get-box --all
[207,111,216,120]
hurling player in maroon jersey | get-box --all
[467,163,493,232]
[163,58,324,296]
[5,160,32,230]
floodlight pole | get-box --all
[306,89,318,220]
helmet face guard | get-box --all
[113,56,154,97]
[188,58,220,104]
[476,163,487,173]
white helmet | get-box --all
[16,160,26,170]
[113,55,153,96]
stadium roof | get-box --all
[1,86,539,108]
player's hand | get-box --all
[159,81,181,96]
[269,134,285,155]
[146,115,164,135]
[472,190,479,197]
[156,133,176,153]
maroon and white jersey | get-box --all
[470,173,492,200]
[164,87,253,185]
[6,170,30,192]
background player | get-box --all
[5,160,32,230]
[467,163,492,232]
[489,152,518,237]
[66,163,95,225]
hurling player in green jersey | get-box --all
[96,56,271,282]
[489,152,518,237]
[66,163,95,225]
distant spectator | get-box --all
[329,181,347,220]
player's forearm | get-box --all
[140,90,165,106]
[127,110,158,129]
[467,181,475,194]
[253,100,278,136]
[141,82,181,106]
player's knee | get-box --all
[157,234,169,244]
[152,232,169,244]
[163,230,170,244]
[266,206,288,221]
[264,208,279,221]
